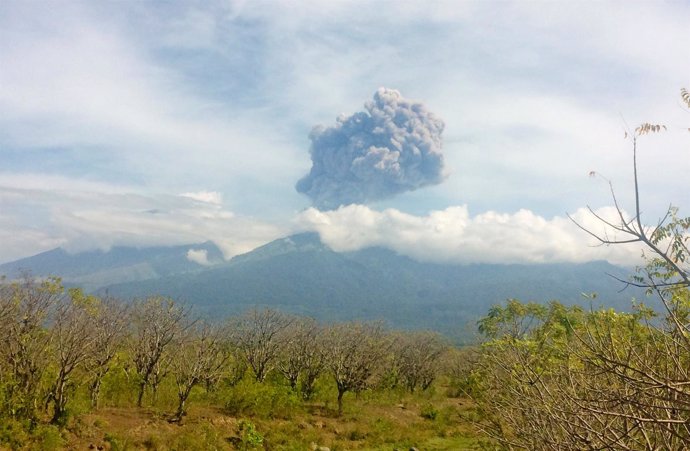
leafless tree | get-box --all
[276,317,325,398]
[171,321,229,422]
[229,308,293,382]
[218,347,248,389]
[0,276,15,337]
[1,276,62,421]
[129,296,190,407]
[46,288,97,424]
[392,331,447,392]
[322,321,389,416]
[85,296,129,409]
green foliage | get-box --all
[472,295,690,450]
[0,418,31,449]
[477,299,548,339]
[420,403,439,420]
[238,420,264,450]
[222,378,302,419]
[105,432,131,451]
[99,361,139,407]
[31,425,65,451]
[169,422,227,451]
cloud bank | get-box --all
[296,204,644,267]
[0,175,286,264]
[296,88,446,210]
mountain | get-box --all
[0,242,224,292]
[1,233,648,341]
[100,233,647,341]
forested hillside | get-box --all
[0,232,647,342]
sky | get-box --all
[1,0,689,266]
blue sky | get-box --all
[1,0,689,265]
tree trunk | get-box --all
[174,385,193,422]
[90,377,102,409]
[137,381,146,407]
[337,388,345,416]
[174,397,187,422]
[50,379,67,424]
[151,382,159,404]
[301,374,317,400]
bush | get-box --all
[238,420,263,450]
[0,418,30,449]
[174,422,226,451]
[223,379,301,419]
[420,403,439,420]
[31,425,65,451]
[105,432,131,451]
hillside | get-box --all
[1,233,648,341]
[0,241,224,292]
[100,233,647,341]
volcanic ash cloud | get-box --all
[296,88,446,210]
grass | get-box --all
[3,374,485,450]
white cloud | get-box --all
[0,179,286,263]
[180,191,223,205]
[186,248,211,266]
[0,1,308,214]
[296,204,645,266]
[1,0,688,266]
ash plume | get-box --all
[296,88,446,210]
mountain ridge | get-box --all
[0,234,647,341]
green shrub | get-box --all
[223,379,301,419]
[0,418,30,449]
[172,422,226,451]
[31,424,65,451]
[238,420,263,450]
[105,432,131,451]
[420,403,439,420]
[347,429,367,440]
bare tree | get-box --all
[230,308,293,382]
[276,317,325,398]
[323,321,388,416]
[85,296,129,409]
[46,288,97,424]
[217,347,248,389]
[1,276,62,421]
[392,331,447,392]
[171,321,228,422]
[130,296,190,407]
[0,276,15,337]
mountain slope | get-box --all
[101,233,647,341]
[0,242,224,291]
[1,233,647,341]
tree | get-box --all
[171,321,228,422]
[0,276,62,421]
[46,288,97,424]
[392,331,447,392]
[276,317,325,399]
[130,296,190,407]
[230,308,293,382]
[472,93,690,449]
[323,321,388,415]
[85,296,129,409]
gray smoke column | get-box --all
[296,88,446,210]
